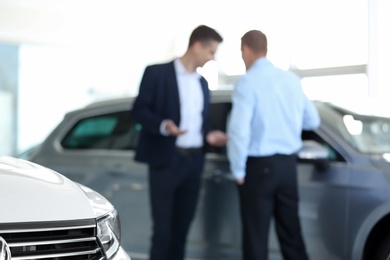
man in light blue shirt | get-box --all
[227,30,320,260]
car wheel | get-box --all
[373,234,390,260]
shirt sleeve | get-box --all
[227,77,255,180]
[160,120,170,136]
[132,66,165,135]
[302,97,321,130]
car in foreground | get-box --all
[0,156,131,260]
[23,90,390,260]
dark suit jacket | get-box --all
[132,60,211,166]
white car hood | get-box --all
[0,156,112,223]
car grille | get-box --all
[0,219,105,260]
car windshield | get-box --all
[324,101,390,155]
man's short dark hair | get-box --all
[241,30,267,54]
[188,25,223,48]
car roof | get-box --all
[61,90,233,118]
[84,96,134,109]
[83,90,233,109]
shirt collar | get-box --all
[252,57,272,68]
[174,58,201,79]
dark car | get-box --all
[23,90,390,260]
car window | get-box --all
[61,111,140,150]
[302,130,346,162]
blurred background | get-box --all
[0,0,389,156]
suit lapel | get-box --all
[167,61,181,123]
[199,77,208,108]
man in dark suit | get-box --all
[132,25,228,260]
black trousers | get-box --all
[238,154,309,260]
[148,151,204,260]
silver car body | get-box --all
[24,90,390,260]
[0,156,130,260]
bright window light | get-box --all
[343,115,363,135]
[301,74,368,102]
[197,60,219,90]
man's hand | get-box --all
[235,178,245,185]
[165,120,187,136]
[206,130,228,147]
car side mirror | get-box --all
[298,140,330,172]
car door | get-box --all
[184,101,242,260]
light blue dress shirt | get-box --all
[227,57,320,180]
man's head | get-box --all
[187,25,223,68]
[241,30,267,70]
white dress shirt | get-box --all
[160,59,204,148]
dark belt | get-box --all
[176,147,203,156]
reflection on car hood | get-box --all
[0,156,98,222]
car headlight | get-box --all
[97,209,121,259]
